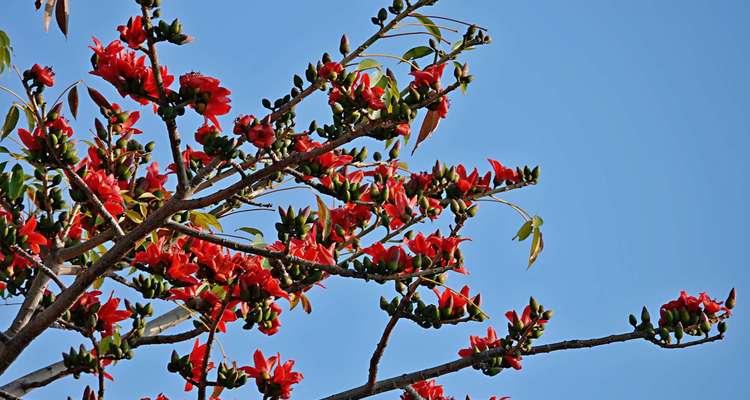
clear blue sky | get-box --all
[1,1,748,399]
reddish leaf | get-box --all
[55,0,69,37]
[87,86,111,109]
[67,85,78,119]
[412,109,441,155]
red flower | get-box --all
[169,146,213,173]
[503,354,523,370]
[458,326,500,358]
[18,128,44,151]
[183,339,213,392]
[144,162,168,192]
[433,285,471,317]
[363,242,411,273]
[179,73,232,129]
[247,123,276,148]
[194,123,219,145]
[82,169,125,217]
[166,252,199,285]
[505,305,547,329]
[117,16,147,49]
[357,73,385,110]
[660,290,729,319]
[401,380,451,400]
[233,114,254,135]
[90,38,173,105]
[382,181,417,230]
[96,294,132,336]
[19,217,48,254]
[434,96,449,118]
[487,159,520,185]
[240,350,303,400]
[318,61,343,80]
[30,64,55,87]
[395,122,411,137]
[410,63,446,89]
[110,104,142,135]
[46,117,74,137]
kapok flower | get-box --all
[318,61,343,80]
[179,72,232,129]
[240,350,303,400]
[410,63,446,89]
[90,38,173,105]
[247,123,276,148]
[401,379,451,400]
[29,64,55,87]
[143,162,168,192]
[183,339,213,392]
[18,128,44,151]
[82,169,125,217]
[458,326,501,358]
[18,217,48,255]
[117,16,147,49]
[433,285,472,318]
[505,305,547,329]
[487,159,520,185]
[96,294,132,336]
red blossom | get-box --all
[194,123,219,145]
[18,128,44,151]
[395,122,411,137]
[18,217,48,255]
[82,169,125,217]
[179,72,232,129]
[96,294,132,336]
[487,159,520,185]
[117,16,147,49]
[410,63,446,89]
[318,61,343,80]
[46,117,74,137]
[433,285,472,317]
[183,339,213,392]
[144,162,168,192]
[110,104,142,135]
[90,38,174,105]
[401,379,452,400]
[247,123,276,148]
[505,305,547,329]
[458,326,500,358]
[240,350,303,400]
[30,64,55,87]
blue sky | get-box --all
[1,0,748,399]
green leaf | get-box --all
[411,13,442,42]
[125,210,144,224]
[528,229,544,269]
[8,164,25,200]
[189,211,223,232]
[237,227,263,237]
[513,220,533,241]
[1,105,19,139]
[0,31,9,48]
[22,106,36,131]
[316,195,331,241]
[356,58,381,71]
[402,46,433,62]
[67,85,78,119]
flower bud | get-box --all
[641,306,651,323]
[718,321,727,334]
[726,288,736,310]
[339,34,350,55]
[628,314,638,328]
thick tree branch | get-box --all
[0,306,195,397]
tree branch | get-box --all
[320,330,725,400]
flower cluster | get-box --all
[632,289,736,344]
[240,350,303,400]
[458,298,552,376]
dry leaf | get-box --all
[412,109,441,155]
